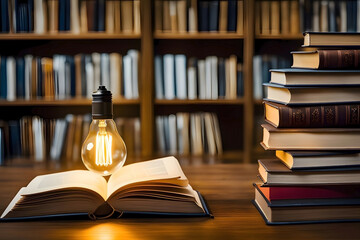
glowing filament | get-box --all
[95,121,113,166]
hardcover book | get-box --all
[264,101,360,128]
[270,68,360,86]
[254,183,360,201]
[258,159,360,186]
[253,184,360,225]
[275,150,360,169]
[264,83,360,105]
[303,32,360,47]
[1,157,211,220]
[261,123,360,150]
[291,50,360,70]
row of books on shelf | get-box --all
[255,0,360,36]
[300,0,360,33]
[254,33,360,224]
[0,0,140,34]
[154,0,243,34]
[0,114,141,165]
[155,54,243,100]
[255,0,300,35]
[156,112,222,156]
[0,50,139,101]
[253,54,291,100]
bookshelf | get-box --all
[0,98,140,106]
[154,33,244,40]
[0,33,141,40]
[0,0,310,165]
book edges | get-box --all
[0,191,212,221]
[252,200,360,225]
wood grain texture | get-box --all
[140,0,154,157]
[154,33,244,39]
[155,99,244,105]
[243,0,255,163]
[0,164,359,240]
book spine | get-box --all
[276,104,360,128]
[318,50,360,69]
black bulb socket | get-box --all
[92,86,113,119]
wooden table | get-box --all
[0,163,359,240]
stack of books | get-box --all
[0,50,139,101]
[254,32,360,224]
[0,115,141,165]
[155,54,243,100]
[156,112,222,156]
[154,0,243,33]
[0,0,140,34]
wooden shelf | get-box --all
[255,34,303,40]
[0,98,140,106]
[0,33,141,40]
[155,99,244,105]
[154,32,244,40]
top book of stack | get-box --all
[303,32,360,47]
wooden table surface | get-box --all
[0,163,359,240]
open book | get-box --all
[1,157,211,220]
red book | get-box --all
[256,184,360,201]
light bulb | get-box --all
[81,86,127,176]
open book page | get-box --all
[21,170,108,200]
[1,188,26,218]
[107,156,189,198]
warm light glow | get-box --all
[81,119,127,176]
[72,223,140,240]
[95,120,113,167]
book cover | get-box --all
[0,57,7,99]
[227,0,237,32]
[264,101,360,128]
[208,0,219,32]
[16,57,25,98]
[198,0,209,31]
[97,0,105,31]
[291,50,360,70]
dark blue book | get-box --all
[8,121,21,157]
[58,0,66,31]
[198,0,209,32]
[227,0,237,32]
[218,58,226,97]
[97,0,105,31]
[68,56,76,97]
[14,0,20,32]
[328,1,336,32]
[27,0,33,32]
[0,0,10,32]
[347,0,356,32]
[0,128,4,166]
[261,57,269,84]
[36,57,43,97]
[16,57,25,98]
[353,0,357,32]
[163,116,170,152]
[65,0,70,31]
[303,0,312,32]
[208,0,219,32]
[237,67,243,97]
[0,57,7,99]
[80,55,87,97]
